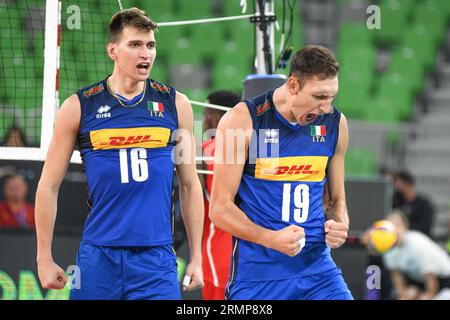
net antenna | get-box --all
[253,0,276,74]
[0,0,60,161]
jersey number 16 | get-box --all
[119,148,149,183]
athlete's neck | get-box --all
[273,85,297,122]
[108,73,145,100]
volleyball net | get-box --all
[0,0,300,162]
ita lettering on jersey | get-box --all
[148,101,164,117]
[311,125,326,143]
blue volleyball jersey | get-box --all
[75,78,178,246]
[231,90,342,282]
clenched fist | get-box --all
[37,259,68,290]
[324,219,348,249]
[270,225,306,257]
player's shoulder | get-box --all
[149,78,173,94]
[219,102,252,130]
[79,79,106,99]
[244,90,271,110]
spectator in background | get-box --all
[0,174,35,229]
[379,166,404,209]
[379,211,450,300]
[4,126,27,147]
[393,170,435,238]
[201,90,240,300]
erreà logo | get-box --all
[264,129,278,144]
[96,105,111,119]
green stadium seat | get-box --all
[339,23,372,49]
[334,66,373,119]
[374,0,412,46]
[157,27,201,64]
[389,47,426,94]
[339,45,377,76]
[212,54,252,91]
[414,0,447,45]
[345,148,378,177]
[377,71,414,120]
[190,24,225,61]
[401,24,438,71]
[177,0,212,20]
[182,88,208,102]
[167,42,203,65]
[363,95,402,123]
[137,0,175,21]
[222,0,245,16]
[436,0,450,19]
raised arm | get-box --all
[174,92,204,291]
[35,94,81,289]
[209,103,304,257]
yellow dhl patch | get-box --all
[254,156,328,181]
[90,127,171,150]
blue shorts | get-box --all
[69,242,180,300]
[226,268,353,300]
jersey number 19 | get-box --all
[282,183,309,223]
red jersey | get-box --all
[0,202,35,229]
[201,138,232,297]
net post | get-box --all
[40,0,61,158]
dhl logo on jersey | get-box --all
[255,156,328,181]
[90,127,171,150]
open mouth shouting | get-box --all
[299,113,318,125]
[136,62,150,74]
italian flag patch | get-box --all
[149,101,164,112]
[311,125,326,136]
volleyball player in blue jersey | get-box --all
[210,45,353,300]
[35,8,204,299]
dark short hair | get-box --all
[289,45,340,88]
[394,170,415,186]
[206,90,241,116]
[5,125,27,146]
[3,174,26,190]
[109,7,157,43]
